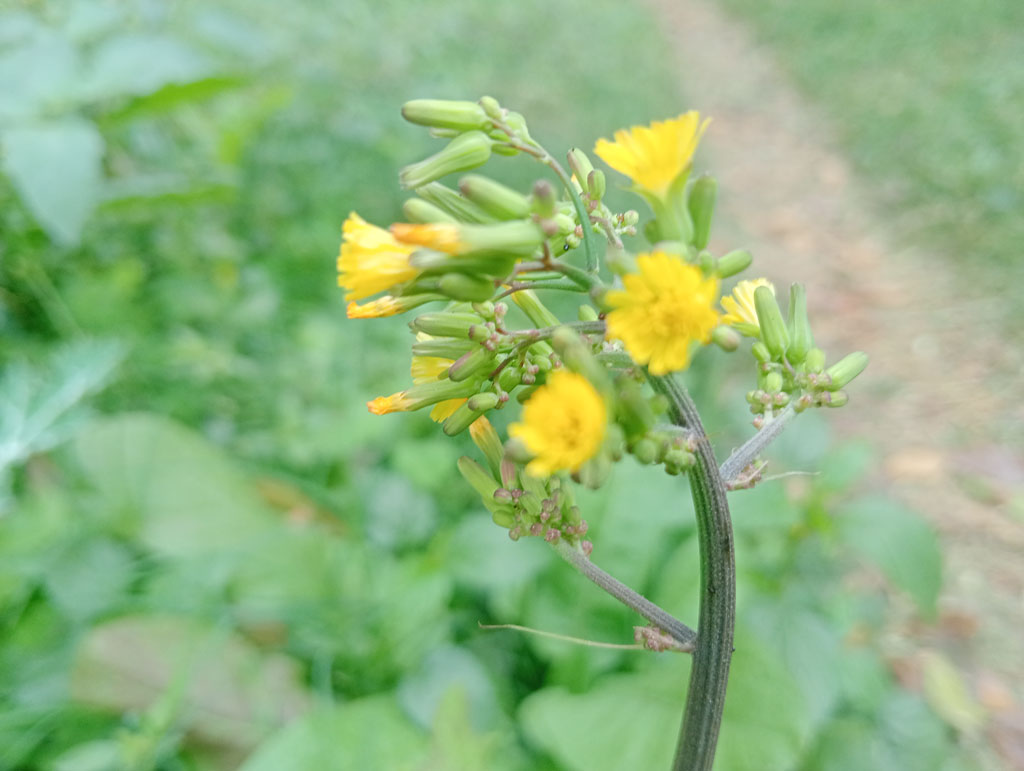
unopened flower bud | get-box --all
[457,455,500,499]
[687,174,717,250]
[531,180,557,218]
[400,131,492,190]
[711,325,741,352]
[632,438,660,465]
[754,285,789,358]
[401,99,492,132]
[443,393,498,436]
[497,365,522,392]
[551,327,608,389]
[459,174,531,220]
[587,169,606,201]
[821,390,849,408]
[804,347,826,373]
[414,182,496,224]
[448,346,497,382]
[402,198,458,224]
[764,371,784,393]
[751,341,772,363]
[491,509,517,529]
[577,304,599,322]
[824,351,868,391]
[469,416,504,476]
[716,249,753,279]
[437,273,495,302]
[567,148,595,190]
[512,289,560,328]
[411,312,485,338]
[786,283,814,364]
[479,96,503,120]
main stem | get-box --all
[649,374,735,771]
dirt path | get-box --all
[648,0,1024,762]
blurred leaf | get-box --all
[50,740,121,771]
[519,661,685,771]
[878,691,958,771]
[0,25,78,121]
[74,413,278,557]
[391,436,460,495]
[1,118,104,244]
[422,687,521,771]
[398,646,500,732]
[836,647,893,715]
[43,537,135,623]
[100,75,249,124]
[838,496,942,618]
[0,340,122,508]
[920,650,986,736]
[802,717,896,770]
[363,470,438,550]
[80,34,210,102]
[240,696,427,771]
[716,629,811,771]
[746,597,841,734]
[71,615,309,752]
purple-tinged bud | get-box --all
[544,528,560,543]
[531,179,557,218]
[493,488,514,502]
[500,458,517,488]
[530,523,544,537]
[582,541,593,557]
[509,526,522,541]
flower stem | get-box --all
[718,405,796,486]
[648,373,735,771]
[552,540,696,651]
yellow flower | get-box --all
[604,251,720,375]
[346,296,403,319]
[367,393,414,415]
[721,278,774,337]
[411,339,466,422]
[337,212,418,301]
[593,112,710,197]
[390,223,464,255]
[509,371,606,476]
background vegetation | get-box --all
[1,0,1010,768]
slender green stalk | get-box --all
[649,373,735,771]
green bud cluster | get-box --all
[739,283,868,423]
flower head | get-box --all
[337,212,418,301]
[367,392,414,415]
[346,296,403,319]
[721,278,774,338]
[509,371,606,476]
[605,251,720,375]
[594,112,709,198]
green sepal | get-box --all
[687,174,717,250]
[401,99,492,131]
[825,351,868,391]
[754,285,789,358]
[786,283,814,364]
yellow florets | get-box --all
[390,222,465,255]
[605,251,720,375]
[509,371,606,476]
[337,212,418,301]
[721,278,774,337]
[594,112,709,197]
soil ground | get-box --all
[648,1,1024,765]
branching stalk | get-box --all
[718,405,796,486]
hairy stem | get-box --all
[718,405,796,486]
[553,540,696,651]
[649,373,735,771]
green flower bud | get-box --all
[786,283,814,364]
[698,250,715,274]
[411,312,485,338]
[519,491,543,519]
[754,285,789,358]
[821,390,849,408]
[458,221,545,256]
[491,508,517,529]
[632,438,661,465]
[711,325,741,352]
[577,304,599,322]
[415,182,496,223]
[576,453,612,490]
[664,448,696,474]
[402,198,458,224]
[551,327,609,389]
[400,131,492,190]
[497,365,522,392]
[468,415,504,476]
[687,174,717,250]
[764,371,784,393]
[411,250,516,278]
[443,393,500,436]
[401,99,492,131]
[448,346,498,382]
[751,341,772,363]
[824,351,868,391]
[411,337,474,359]
[804,347,826,373]
[398,378,482,412]
[716,249,753,278]
[459,174,531,220]
[567,148,595,190]
[531,180,557,218]
[479,96,503,120]
[458,455,500,499]
[437,273,495,302]
[512,289,560,328]
[587,169,606,201]
[503,111,531,140]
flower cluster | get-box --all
[336,97,867,548]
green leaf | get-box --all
[73,413,277,557]
[240,696,428,771]
[519,661,686,771]
[838,496,943,617]
[0,26,78,120]
[398,646,500,732]
[71,615,309,752]
[43,537,135,622]
[1,118,104,244]
[920,649,986,735]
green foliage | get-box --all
[0,0,975,768]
